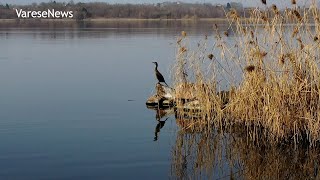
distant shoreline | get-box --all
[0,18,230,22]
[0,18,234,29]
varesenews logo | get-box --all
[15,9,73,18]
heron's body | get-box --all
[152,62,169,87]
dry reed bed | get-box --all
[172,4,320,146]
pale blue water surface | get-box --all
[0,21,218,179]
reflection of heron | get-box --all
[152,61,169,87]
[146,105,174,141]
[154,117,169,141]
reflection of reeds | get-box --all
[171,3,320,146]
[171,122,320,179]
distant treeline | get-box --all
[0,1,248,20]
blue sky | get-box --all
[0,0,316,8]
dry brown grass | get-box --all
[172,3,320,146]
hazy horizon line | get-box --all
[0,0,317,9]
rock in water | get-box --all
[146,83,174,107]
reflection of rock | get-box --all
[146,106,175,120]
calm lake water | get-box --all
[0,21,210,179]
[0,21,319,179]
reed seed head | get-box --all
[271,4,279,15]
[208,54,214,60]
[242,27,247,34]
[181,31,187,37]
[260,51,268,57]
[180,47,187,53]
[296,37,304,49]
[296,37,302,43]
[271,4,277,11]
[261,15,268,22]
[228,9,240,19]
[250,31,254,38]
[279,54,286,64]
[245,65,255,72]
[293,10,302,21]
[292,27,299,37]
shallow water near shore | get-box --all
[0,21,319,179]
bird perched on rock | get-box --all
[152,61,169,87]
